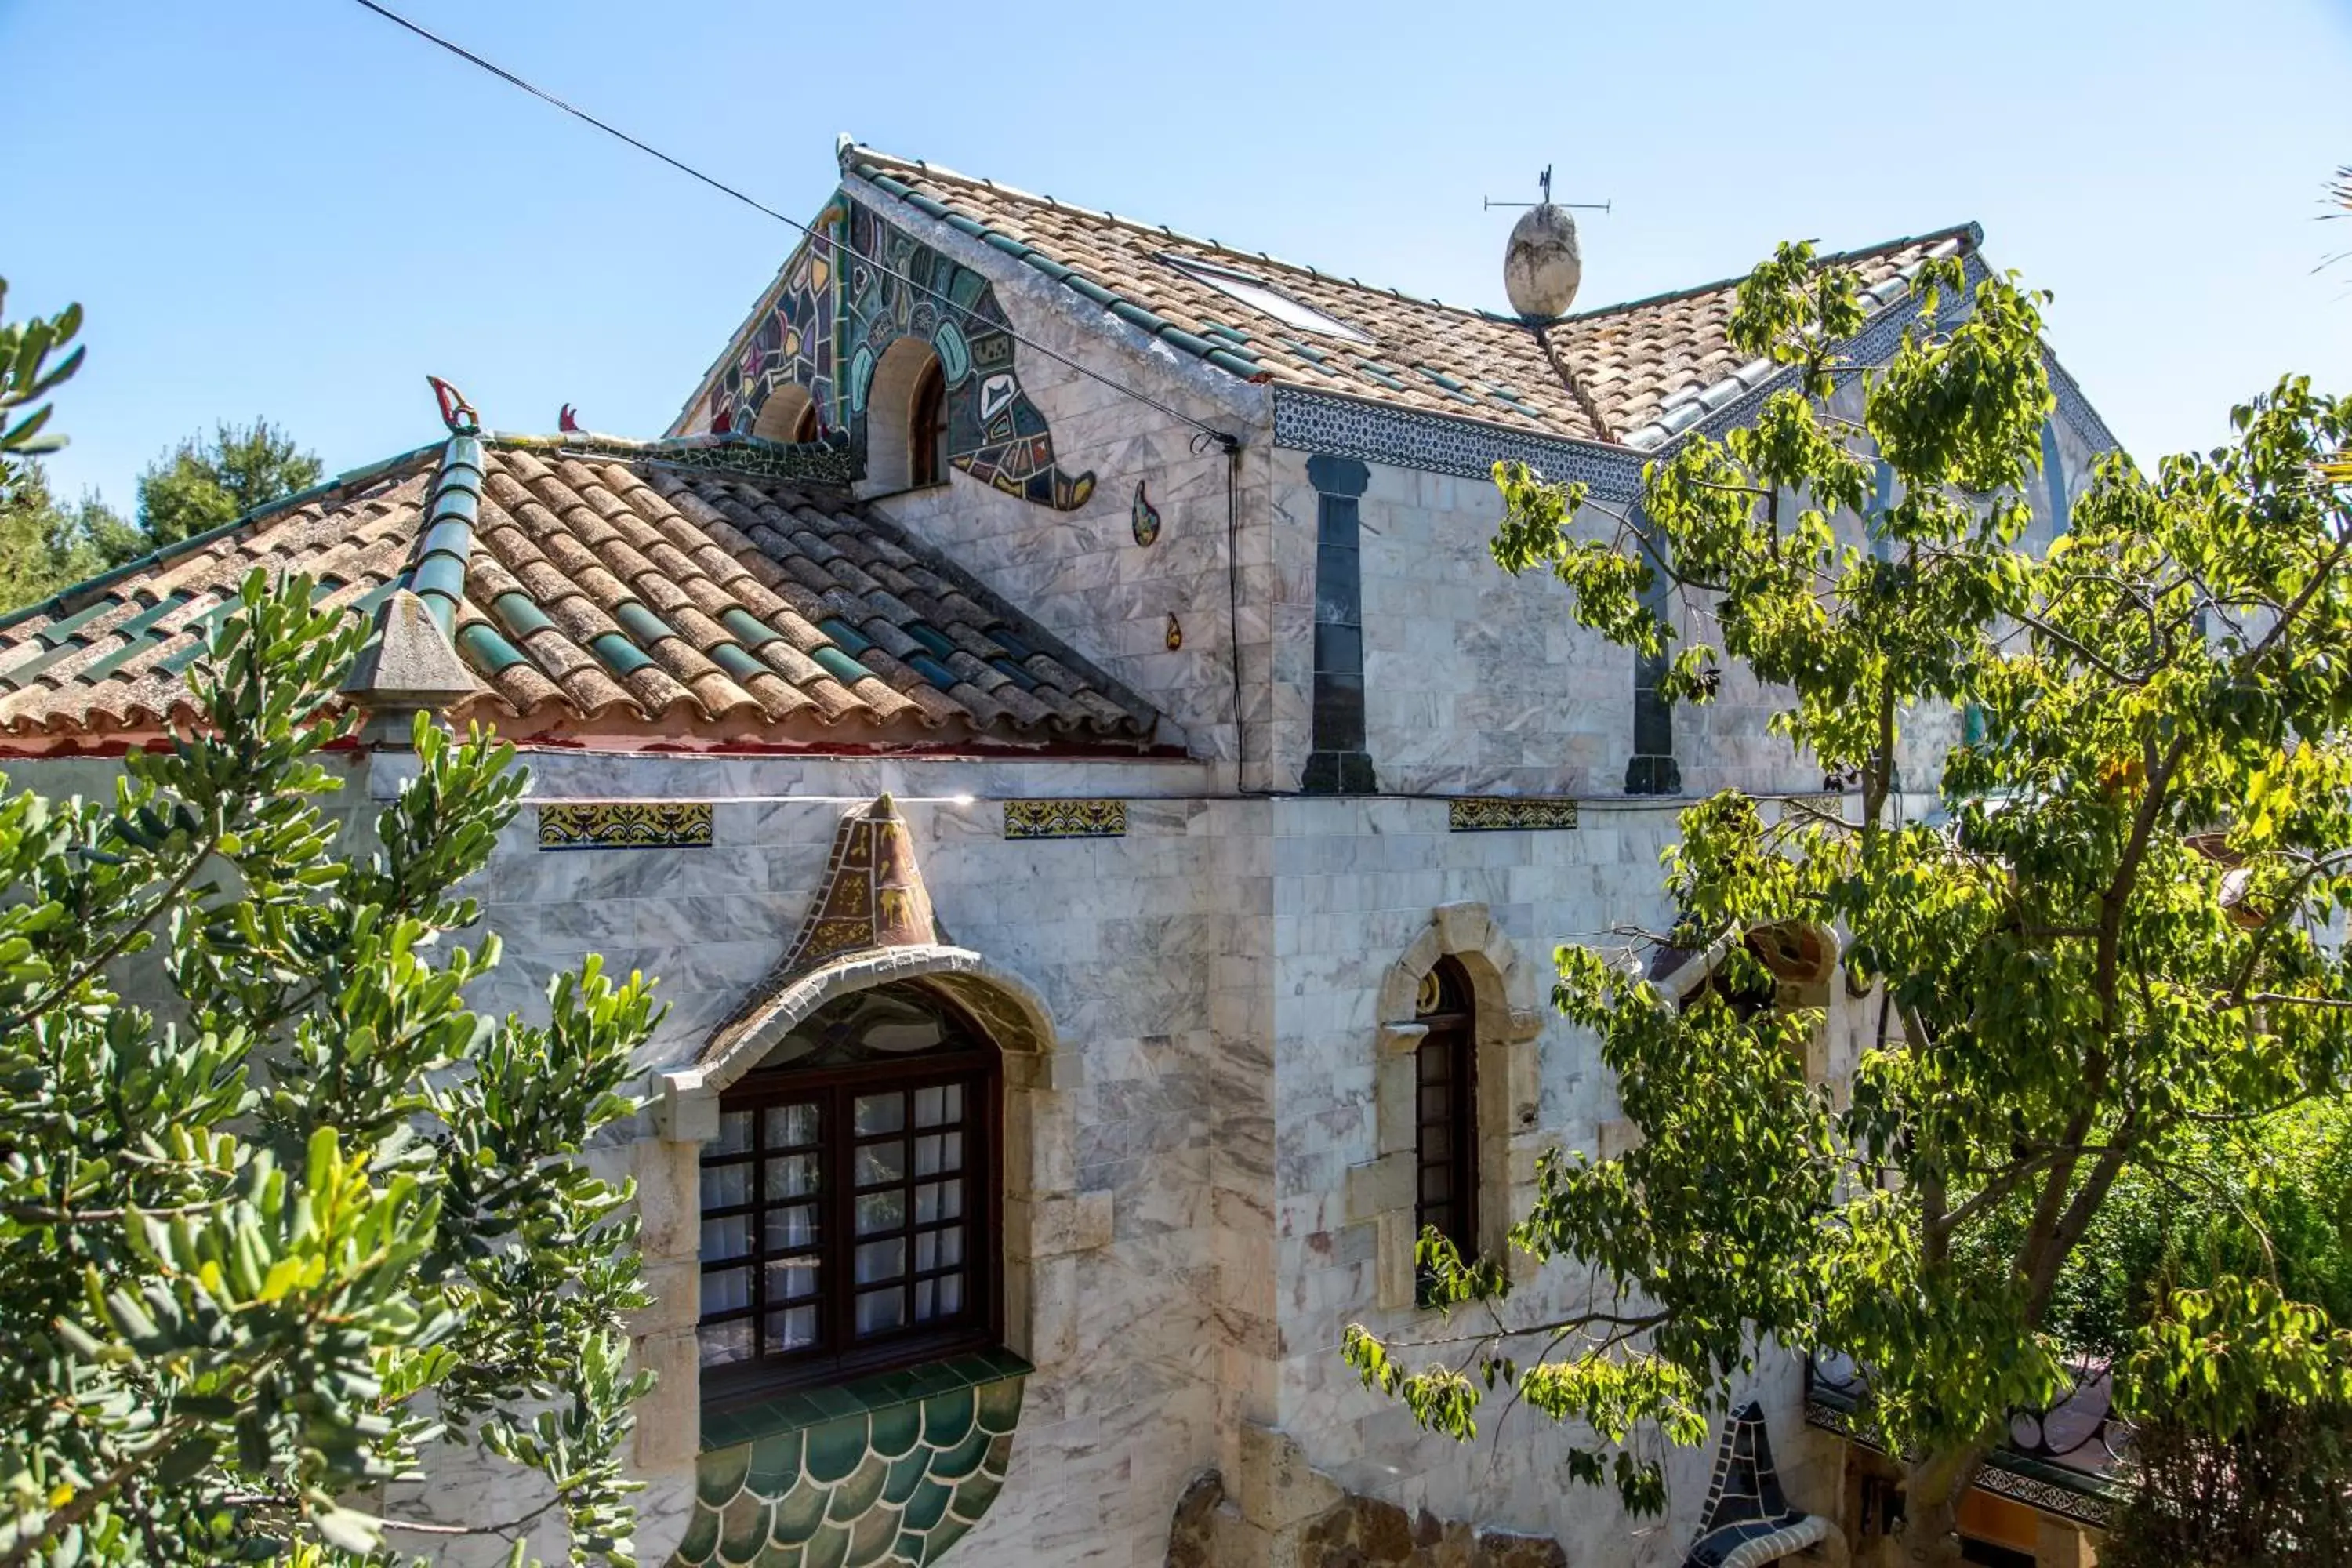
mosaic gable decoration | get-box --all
[842,201,1095,510]
[696,196,1097,514]
[699,212,844,445]
[1002,799,1126,840]
[1448,797,1580,832]
[537,802,713,851]
[670,1350,1029,1568]
[779,794,942,974]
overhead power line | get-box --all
[345,0,1240,450]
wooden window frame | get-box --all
[1413,959,1478,1287]
[909,357,948,488]
[699,1014,1001,1408]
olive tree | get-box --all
[1344,248,2352,1566]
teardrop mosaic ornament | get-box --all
[1131,481,1161,547]
[1165,614,1183,651]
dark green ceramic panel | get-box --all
[669,1364,1028,1568]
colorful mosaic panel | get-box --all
[1447,797,1579,832]
[778,796,940,975]
[673,1352,1028,1568]
[699,197,1094,512]
[1001,799,1127,840]
[538,802,713,851]
[702,216,844,445]
[840,201,1094,512]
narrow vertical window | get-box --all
[910,358,948,487]
[1304,452,1374,794]
[1413,959,1477,1287]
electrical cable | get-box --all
[344,0,1241,452]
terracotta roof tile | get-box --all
[0,437,1163,751]
[837,145,1976,451]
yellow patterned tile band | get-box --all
[1447,797,1580,832]
[538,802,715,851]
[1002,799,1127,840]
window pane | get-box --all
[765,1102,819,1148]
[936,1272,963,1314]
[765,1305,818,1352]
[764,1153,818,1200]
[765,1256,818,1302]
[713,1109,753,1156]
[700,1317,753,1367]
[855,1237,906,1285]
[940,1082,964,1123]
[702,1214,750,1262]
[857,1140,907,1187]
[913,1085,946,1128]
[856,1288,906,1335]
[1419,1083,1452,1120]
[1421,1122,1451,1161]
[857,1190,906,1236]
[935,1226,964,1267]
[764,1203,818,1251]
[855,1093,905,1135]
[915,1179,963,1224]
[914,1278,935,1321]
[702,1266,750,1315]
[1419,1165,1453,1205]
[699,1161,750,1209]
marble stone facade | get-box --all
[0,158,2125,1568]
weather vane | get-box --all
[1484,165,1611,214]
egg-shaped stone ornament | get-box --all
[1504,203,1583,321]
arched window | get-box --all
[1414,957,1477,1276]
[699,985,999,1399]
[751,383,821,445]
[909,357,948,488]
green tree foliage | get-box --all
[0,279,83,469]
[2041,1106,2352,1565]
[1341,247,2352,1566]
[0,463,140,613]
[0,571,659,1565]
[137,419,322,549]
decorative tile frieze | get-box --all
[1273,387,1642,499]
[536,801,713,851]
[1002,798,1126,840]
[1447,796,1579,832]
[1775,792,1850,824]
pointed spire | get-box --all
[776,794,942,975]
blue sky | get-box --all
[7,0,2350,514]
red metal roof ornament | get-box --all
[559,403,583,433]
[426,375,479,434]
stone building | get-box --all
[0,140,2123,1566]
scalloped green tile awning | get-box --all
[671,1349,1031,1568]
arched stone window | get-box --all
[698,984,1000,1402]
[751,383,820,444]
[1352,903,1547,1311]
[865,339,951,492]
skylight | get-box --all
[1157,254,1374,345]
